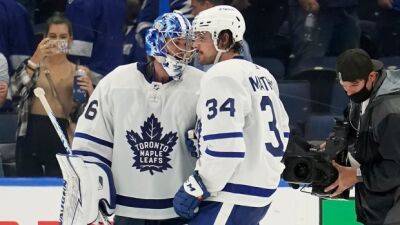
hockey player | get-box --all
[71,12,203,224]
[173,5,290,225]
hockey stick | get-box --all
[34,88,71,153]
[34,87,110,225]
[34,87,84,224]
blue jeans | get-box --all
[288,6,361,75]
[113,216,187,225]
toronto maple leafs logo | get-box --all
[126,114,178,175]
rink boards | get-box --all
[0,178,360,225]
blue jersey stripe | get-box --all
[203,132,243,141]
[72,150,112,167]
[205,148,245,158]
[0,178,64,186]
[222,183,276,198]
[284,132,290,138]
[74,132,114,149]
[116,195,173,209]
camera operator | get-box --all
[325,48,400,225]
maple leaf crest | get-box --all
[126,114,178,175]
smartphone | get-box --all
[57,40,69,54]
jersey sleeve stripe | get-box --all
[69,40,93,57]
[205,148,245,158]
[116,194,173,209]
[222,183,277,198]
[284,132,290,138]
[72,150,112,167]
[74,132,114,149]
[203,132,244,141]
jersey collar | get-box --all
[233,55,245,60]
[137,61,173,84]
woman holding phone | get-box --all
[11,12,94,177]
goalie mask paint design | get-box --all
[145,12,194,80]
[126,114,178,175]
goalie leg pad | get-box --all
[57,154,116,224]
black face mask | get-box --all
[349,81,372,103]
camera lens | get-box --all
[294,162,310,181]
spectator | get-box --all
[65,0,125,84]
[288,0,360,75]
[190,0,252,71]
[11,13,94,177]
[123,0,146,64]
[376,0,400,56]
[15,0,39,22]
[0,53,8,107]
[241,0,289,60]
[0,0,34,72]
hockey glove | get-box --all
[185,129,200,158]
[173,171,210,219]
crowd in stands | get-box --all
[0,0,399,177]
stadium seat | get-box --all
[0,113,18,143]
[0,113,18,177]
[291,57,337,113]
[330,82,349,116]
[379,56,400,70]
[254,57,285,80]
[278,80,311,136]
[305,114,335,141]
[292,56,337,75]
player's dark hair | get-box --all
[218,29,243,54]
[45,12,73,36]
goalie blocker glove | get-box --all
[173,171,210,219]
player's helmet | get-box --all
[192,5,246,53]
[145,12,194,80]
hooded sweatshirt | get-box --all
[351,69,400,225]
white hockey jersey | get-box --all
[72,62,203,219]
[195,57,290,207]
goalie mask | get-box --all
[145,12,195,80]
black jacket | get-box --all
[349,70,400,225]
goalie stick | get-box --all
[34,87,110,225]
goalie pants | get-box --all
[113,215,187,225]
[189,201,270,225]
[16,114,69,177]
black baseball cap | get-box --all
[336,49,383,82]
